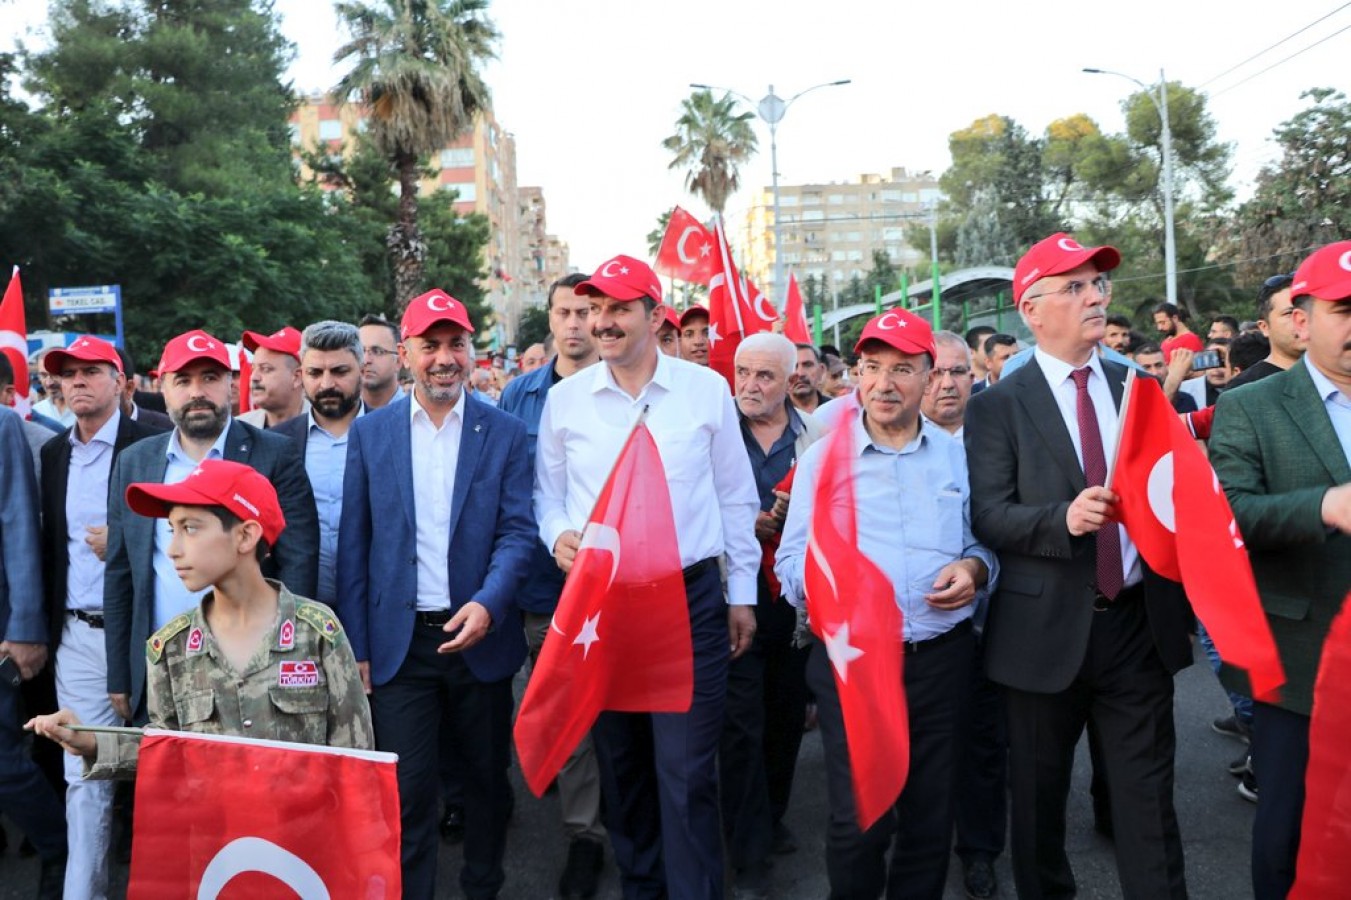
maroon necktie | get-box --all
[1071,367,1123,600]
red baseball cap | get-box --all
[401,288,475,340]
[158,330,231,375]
[1013,232,1121,303]
[241,326,302,359]
[854,309,937,362]
[661,306,681,330]
[126,459,286,546]
[576,255,663,304]
[43,335,123,376]
[679,305,710,326]
[1291,240,1351,302]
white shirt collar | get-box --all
[590,347,671,396]
[1034,345,1106,387]
[69,408,121,448]
[409,386,466,427]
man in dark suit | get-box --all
[1209,240,1351,899]
[338,290,535,899]
[966,233,1193,900]
[38,337,165,896]
[103,329,318,723]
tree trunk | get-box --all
[389,152,427,312]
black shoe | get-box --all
[1238,769,1259,803]
[1228,753,1252,776]
[558,838,604,899]
[19,836,38,858]
[1212,715,1251,743]
[439,805,465,844]
[963,857,998,899]
[38,854,67,900]
[1093,811,1114,840]
[771,821,799,855]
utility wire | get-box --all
[1201,3,1351,88]
[1211,21,1351,98]
[1110,245,1322,284]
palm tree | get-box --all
[334,0,498,308]
[663,90,758,217]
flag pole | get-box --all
[1105,368,1137,489]
[67,724,145,736]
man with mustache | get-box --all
[966,233,1193,899]
[239,326,308,428]
[102,329,319,725]
[535,254,760,899]
[273,321,366,606]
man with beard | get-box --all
[788,343,831,414]
[1103,315,1133,355]
[358,314,403,409]
[102,329,318,723]
[273,321,366,606]
[1153,301,1203,363]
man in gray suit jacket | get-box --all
[103,330,318,722]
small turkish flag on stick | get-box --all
[514,417,692,797]
[783,273,811,345]
[0,267,31,416]
[804,415,908,830]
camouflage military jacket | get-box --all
[89,582,373,779]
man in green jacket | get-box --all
[1209,239,1351,900]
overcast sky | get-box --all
[7,0,1349,272]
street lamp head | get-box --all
[830,79,852,86]
[689,83,712,90]
[1082,67,1104,74]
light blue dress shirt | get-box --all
[304,408,362,604]
[151,424,230,629]
[64,410,121,612]
[775,409,998,642]
[1304,355,1351,465]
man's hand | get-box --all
[553,530,583,574]
[1067,486,1119,536]
[924,558,987,610]
[754,512,780,543]
[108,694,132,722]
[25,709,97,759]
[357,661,372,695]
[728,605,756,659]
[85,525,109,562]
[1321,484,1351,534]
[1163,348,1194,400]
[439,602,492,654]
[0,641,48,681]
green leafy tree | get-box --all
[662,90,758,216]
[1227,88,1351,287]
[334,0,498,308]
[513,305,550,351]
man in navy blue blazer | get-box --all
[337,289,535,900]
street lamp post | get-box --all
[1083,67,1177,307]
[689,79,850,309]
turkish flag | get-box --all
[783,273,811,345]
[1291,591,1351,900]
[128,729,401,899]
[1112,373,1285,702]
[0,267,31,416]
[804,414,908,830]
[708,220,778,387]
[654,206,717,284]
[514,423,692,797]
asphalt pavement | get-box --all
[1,644,1257,898]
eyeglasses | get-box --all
[932,365,971,380]
[859,361,927,380]
[1025,274,1111,302]
[363,347,397,358]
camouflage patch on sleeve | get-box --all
[147,613,193,664]
[296,601,345,646]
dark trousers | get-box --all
[592,563,728,900]
[720,597,809,879]
[1250,701,1309,900]
[953,639,1007,864]
[809,621,974,900]
[1003,594,1186,900]
[0,677,67,862]
[371,625,514,900]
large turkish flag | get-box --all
[804,414,908,830]
[707,220,778,388]
[783,272,812,345]
[1112,373,1284,702]
[654,206,717,284]
[514,422,692,797]
[128,729,401,898]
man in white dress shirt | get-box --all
[535,254,761,899]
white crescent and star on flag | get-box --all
[186,335,214,352]
[675,226,705,265]
[426,293,454,312]
[875,312,907,330]
[1058,237,1083,252]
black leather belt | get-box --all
[682,557,717,583]
[417,610,454,628]
[903,617,972,655]
[1093,581,1144,612]
[66,609,105,629]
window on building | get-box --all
[803,193,822,205]
[880,189,903,203]
[780,195,799,206]
[442,182,477,203]
[318,119,342,141]
[802,210,824,222]
[902,192,918,203]
[919,188,943,204]
[828,194,845,205]
[847,250,864,262]
[882,227,904,241]
[440,147,474,169]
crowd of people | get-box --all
[1,231,1348,900]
